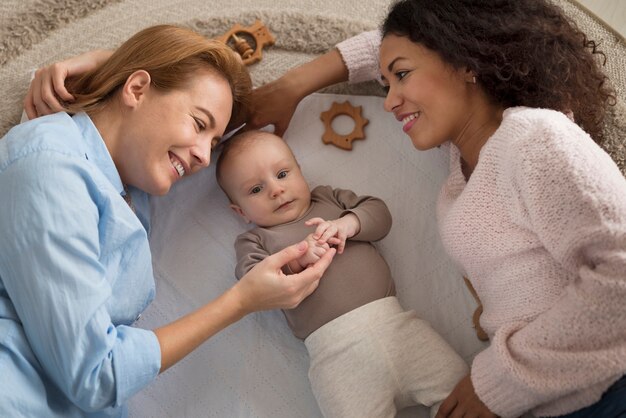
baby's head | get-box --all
[216,130,311,227]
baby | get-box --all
[215,130,468,418]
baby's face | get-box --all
[222,135,311,227]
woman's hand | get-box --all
[235,240,336,312]
[24,49,113,119]
[245,74,303,136]
[305,214,360,254]
[155,241,334,372]
[245,48,349,136]
[435,374,498,418]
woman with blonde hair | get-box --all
[24,1,626,416]
[0,24,334,417]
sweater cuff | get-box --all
[471,345,535,418]
[336,30,382,84]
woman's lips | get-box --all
[168,152,186,178]
[402,112,420,133]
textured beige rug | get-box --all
[0,0,624,175]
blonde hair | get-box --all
[66,25,252,130]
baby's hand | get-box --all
[305,214,360,254]
[297,233,331,268]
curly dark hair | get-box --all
[382,0,615,142]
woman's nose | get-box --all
[383,85,401,113]
[191,141,210,169]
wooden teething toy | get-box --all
[320,101,369,150]
[216,20,275,65]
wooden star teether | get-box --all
[320,101,369,150]
[216,20,275,65]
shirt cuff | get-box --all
[112,326,161,406]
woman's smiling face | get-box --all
[380,34,473,151]
[117,69,233,196]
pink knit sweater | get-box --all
[337,32,626,418]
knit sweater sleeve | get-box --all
[471,111,626,417]
[335,30,382,84]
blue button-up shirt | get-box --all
[0,113,161,417]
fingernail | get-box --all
[297,241,307,251]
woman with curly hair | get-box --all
[377,2,626,416]
[241,2,626,417]
[26,1,626,417]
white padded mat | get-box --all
[130,93,488,418]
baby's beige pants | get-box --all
[304,296,469,418]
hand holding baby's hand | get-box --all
[297,233,331,268]
[305,214,360,254]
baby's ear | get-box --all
[229,203,251,223]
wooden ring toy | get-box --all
[216,20,275,65]
[320,101,369,150]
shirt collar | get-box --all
[72,112,125,195]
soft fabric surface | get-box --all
[141,92,484,417]
[0,1,623,417]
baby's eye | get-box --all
[250,186,262,194]
[277,170,287,179]
[382,85,390,94]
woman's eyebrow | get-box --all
[387,56,405,72]
[196,106,216,130]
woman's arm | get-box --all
[154,241,334,372]
[23,49,113,119]
[24,31,382,134]
[23,44,343,132]
[242,30,382,136]
[245,48,348,136]
[0,141,334,409]
[471,116,626,417]
[0,151,160,411]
